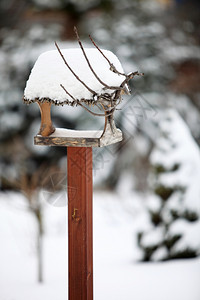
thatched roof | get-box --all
[23,48,126,106]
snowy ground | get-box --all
[0,191,200,300]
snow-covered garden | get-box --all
[1,0,200,299]
[1,191,200,300]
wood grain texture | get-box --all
[67,147,93,300]
[35,135,100,147]
[37,102,55,136]
[34,128,123,147]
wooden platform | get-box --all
[34,128,123,147]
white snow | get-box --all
[141,226,165,248]
[0,112,23,133]
[146,194,162,212]
[144,108,200,258]
[49,128,102,138]
[150,108,200,212]
[24,48,125,102]
[151,246,168,261]
[169,219,200,255]
[150,109,200,170]
[1,191,200,300]
[160,43,200,62]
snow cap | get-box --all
[23,48,126,105]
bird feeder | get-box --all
[23,28,142,300]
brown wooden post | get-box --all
[67,147,93,300]
[34,124,122,300]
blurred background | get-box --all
[0,0,200,299]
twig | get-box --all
[78,102,107,117]
[60,84,77,103]
[120,71,144,88]
[60,84,113,117]
[55,42,96,96]
[89,34,126,77]
[56,31,143,119]
[96,102,105,111]
[74,27,122,91]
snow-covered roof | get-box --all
[24,48,126,105]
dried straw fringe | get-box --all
[23,96,97,107]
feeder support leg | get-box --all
[37,102,55,137]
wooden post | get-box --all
[34,125,122,299]
[67,147,93,300]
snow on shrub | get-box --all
[137,108,200,261]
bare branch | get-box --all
[89,34,126,77]
[128,71,144,78]
[78,102,108,117]
[89,35,144,97]
[61,83,113,117]
[79,100,116,117]
[55,41,96,96]
[74,27,122,91]
[60,84,77,103]
[56,31,143,118]
[120,71,144,89]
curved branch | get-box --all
[60,84,77,103]
[55,42,96,95]
[74,27,122,91]
[89,35,126,77]
[78,102,114,117]
[120,71,144,88]
[60,84,113,117]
